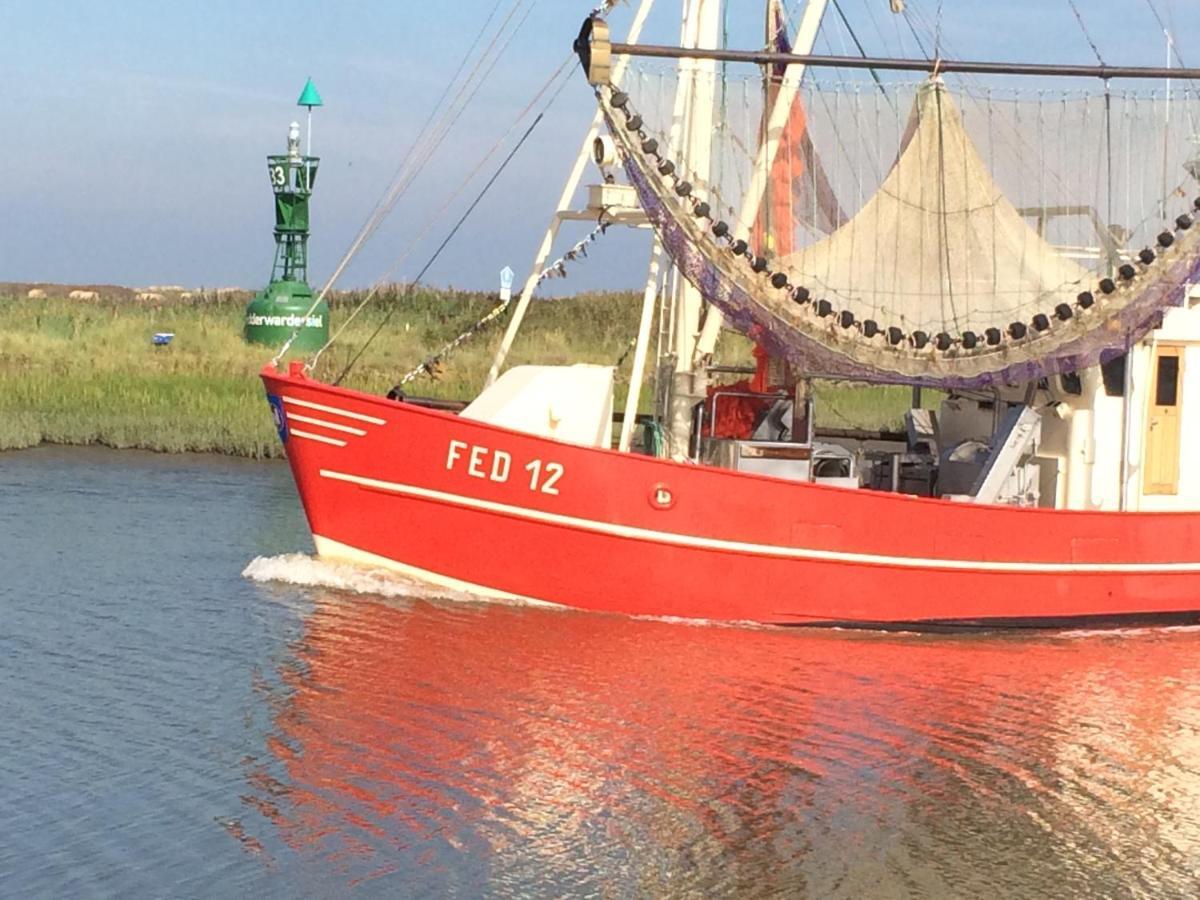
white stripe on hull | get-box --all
[319,468,1200,576]
[286,412,367,436]
[292,429,347,447]
[283,395,387,425]
[312,534,562,608]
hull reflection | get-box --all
[243,595,1200,896]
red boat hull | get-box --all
[262,365,1200,628]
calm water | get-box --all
[4,446,1200,897]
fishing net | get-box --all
[603,62,1200,387]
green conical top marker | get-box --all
[297,77,323,108]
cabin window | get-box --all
[1060,372,1083,396]
[1101,355,1126,397]
[1155,355,1180,407]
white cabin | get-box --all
[935,285,1200,512]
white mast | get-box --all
[618,239,665,452]
[691,0,830,365]
[667,0,722,373]
[485,0,658,387]
[661,0,722,455]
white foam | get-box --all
[241,553,473,603]
[630,613,772,631]
[1058,623,1200,640]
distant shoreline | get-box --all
[1,288,914,459]
[4,441,285,465]
[0,288,651,459]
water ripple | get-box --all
[230,554,1200,896]
[6,449,1200,897]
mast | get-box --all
[759,0,773,251]
[668,0,721,376]
[663,0,722,455]
[664,0,832,455]
[486,0,658,387]
[690,0,830,366]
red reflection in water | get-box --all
[245,597,1200,894]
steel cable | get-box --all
[308,54,576,375]
[271,0,536,364]
[332,111,549,386]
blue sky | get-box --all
[3,0,1196,293]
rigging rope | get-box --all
[355,0,510,238]
[1143,0,1185,64]
[307,54,576,376]
[394,298,513,390]
[933,0,943,59]
[326,0,537,283]
[532,218,612,285]
[1066,0,1106,67]
[829,0,892,100]
[899,2,931,58]
[271,0,538,364]
[332,111,548,386]
[393,218,612,388]
[1143,0,1197,176]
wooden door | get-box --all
[1144,345,1184,495]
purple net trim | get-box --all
[624,153,1200,389]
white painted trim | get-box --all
[286,412,367,436]
[283,395,386,425]
[292,429,347,448]
[312,534,562,607]
[319,468,1200,575]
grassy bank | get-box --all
[0,289,919,458]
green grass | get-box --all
[0,289,922,458]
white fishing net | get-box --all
[783,80,1091,332]
[619,64,1200,337]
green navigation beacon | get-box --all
[244,79,329,350]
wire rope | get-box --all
[272,0,537,363]
[325,0,534,286]
[332,110,549,386]
[1066,0,1106,66]
[325,0,538,284]
[308,54,576,374]
[352,0,508,238]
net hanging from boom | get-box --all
[599,55,1200,388]
[784,79,1092,334]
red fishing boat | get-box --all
[262,1,1200,629]
[262,357,1200,628]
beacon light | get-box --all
[500,266,515,302]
